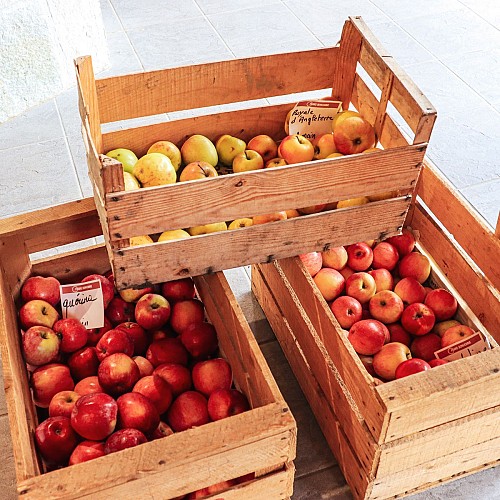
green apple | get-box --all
[147,141,182,172]
[181,135,218,167]
[232,150,264,173]
[133,153,177,187]
[123,171,141,191]
[158,229,191,242]
[215,135,246,167]
[187,222,227,236]
[105,148,138,174]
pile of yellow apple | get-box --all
[106,109,384,240]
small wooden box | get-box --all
[76,16,436,290]
[251,161,500,499]
[0,199,296,499]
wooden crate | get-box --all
[0,199,296,499]
[251,160,500,499]
[76,16,436,290]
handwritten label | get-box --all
[434,332,491,362]
[60,280,104,329]
[288,100,342,142]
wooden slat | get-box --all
[416,162,500,290]
[251,266,372,500]
[106,144,424,239]
[411,202,500,341]
[95,48,338,123]
[376,347,500,441]
[377,405,500,477]
[102,103,291,157]
[331,18,363,109]
[275,257,388,444]
[251,263,377,477]
[111,197,410,289]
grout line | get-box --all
[456,0,500,31]
[280,0,325,47]
[459,177,500,192]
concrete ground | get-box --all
[0,1,498,498]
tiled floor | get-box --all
[0,0,499,499]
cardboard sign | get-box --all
[288,100,342,143]
[434,332,491,362]
[60,280,104,329]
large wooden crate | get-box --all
[76,16,436,290]
[251,160,500,499]
[0,199,296,499]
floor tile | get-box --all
[0,99,64,150]
[458,0,500,29]
[197,0,280,15]
[30,238,100,261]
[368,0,461,22]
[127,17,232,71]
[249,318,278,345]
[0,140,82,219]
[460,179,500,231]
[55,87,82,138]
[292,465,349,499]
[100,0,123,34]
[66,133,94,198]
[95,30,143,77]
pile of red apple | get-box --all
[18,273,252,495]
[300,228,476,382]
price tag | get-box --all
[433,332,491,362]
[60,280,105,329]
[288,100,342,143]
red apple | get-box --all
[52,318,88,354]
[401,303,436,336]
[35,416,78,466]
[180,322,218,360]
[161,278,196,303]
[333,115,376,154]
[104,428,147,454]
[387,323,411,347]
[81,274,115,309]
[166,391,209,432]
[441,325,475,348]
[372,242,399,271]
[19,299,59,329]
[373,342,412,380]
[118,285,154,303]
[117,392,160,435]
[154,363,192,396]
[169,299,205,334]
[398,252,431,284]
[410,333,442,361]
[22,276,61,306]
[424,288,458,321]
[98,353,140,396]
[69,440,105,465]
[71,392,118,441]
[96,328,134,361]
[133,374,173,414]
[429,359,449,368]
[135,293,171,330]
[74,376,104,396]
[385,228,416,256]
[67,346,99,381]
[394,277,426,305]
[358,354,376,376]
[22,325,60,366]
[192,358,232,397]
[313,267,345,302]
[348,319,389,355]
[86,316,113,346]
[208,389,249,421]
[346,242,373,271]
[297,204,327,215]
[329,296,363,329]
[247,134,278,163]
[278,134,314,164]
[49,390,81,419]
[31,363,75,408]
[105,296,135,325]
[369,290,404,324]
[146,338,189,367]
[187,481,237,499]
[115,322,149,356]
[150,421,174,440]
[133,356,154,377]
[395,358,430,379]
[368,268,394,292]
[321,246,348,270]
[299,252,323,277]
[345,272,377,304]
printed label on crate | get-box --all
[433,332,491,362]
[60,280,104,329]
[288,100,343,142]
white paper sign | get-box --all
[288,100,342,143]
[433,332,491,362]
[60,280,104,329]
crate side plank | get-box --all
[251,266,372,500]
[417,163,500,291]
[95,48,339,123]
[17,405,291,499]
[112,198,410,289]
[252,262,377,475]
[105,145,423,238]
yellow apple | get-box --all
[278,135,314,164]
[215,135,246,167]
[228,218,253,230]
[133,153,176,187]
[232,150,264,173]
[285,209,301,218]
[333,116,376,154]
[158,229,191,242]
[147,141,182,172]
[179,161,218,182]
[105,148,138,174]
[253,212,287,225]
[187,222,227,236]
[362,147,383,154]
[368,191,398,202]
[284,108,293,135]
[332,110,361,132]
[123,171,140,191]
[181,135,218,167]
[336,197,370,209]
[265,157,287,168]
[247,135,278,163]
[130,235,154,246]
[326,153,344,159]
[298,205,327,215]
[313,133,338,160]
